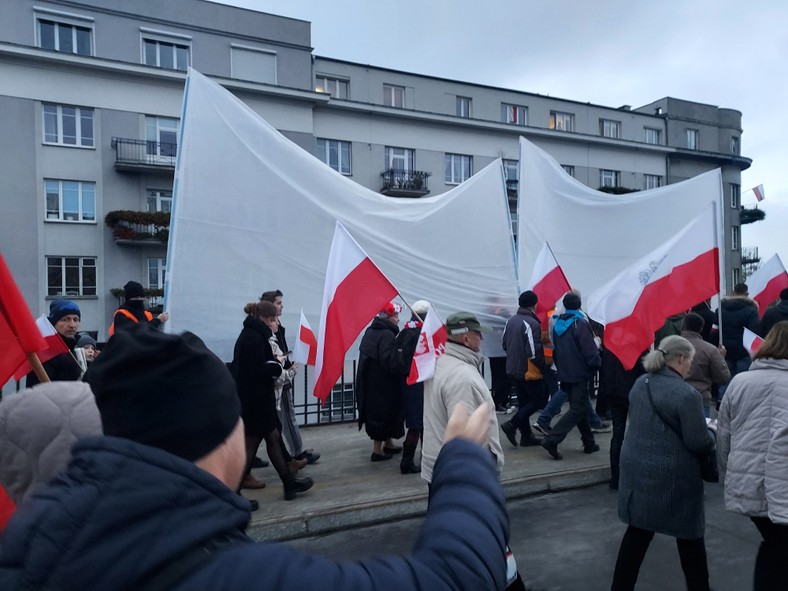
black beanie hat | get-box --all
[124,281,145,300]
[518,290,538,309]
[563,293,582,311]
[84,325,240,462]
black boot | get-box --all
[283,474,314,501]
[400,444,420,474]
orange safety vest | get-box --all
[542,308,556,362]
[108,308,153,336]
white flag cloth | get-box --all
[291,309,316,366]
[586,204,720,370]
[406,303,447,385]
[743,327,764,358]
[752,184,765,202]
[313,222,399,402]
[12,315,69,381]
[525,242,571,326]
[746,254,788,318]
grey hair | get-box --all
[642,335,695,373]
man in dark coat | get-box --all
[25,300,82,386]
[0,327,508,591]
[356,303,410,462]
[759,287,788,338]
[109,280,169,335]
[715,282,760,388]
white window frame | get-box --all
[385,146,414,172]
[643,174,662,190]
[315,75,349,99]
[383,84,405,108]
[600,169,620,188]
[502,104,527,126]
[730,184,740,209]
[42,104,94,148]
[686,128,699,150]
[502,159,518,182]
[600,119,621,139]
[731,225,740,251]
[445,153,472,185]
[456,96,472,118]
[145,116,179,159]
[35,9,94,56]
[316,138,352,175]
[46,256,96,297]
[146,189,172,213]
[148,258,167,290]
[644,127,662,145]
[141,33,191,71]
[45,179,96,223]
[550,111,574,132]
[561,164,575,177]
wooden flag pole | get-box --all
[25,351,50,383]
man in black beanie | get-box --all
[0,326,510,591]
[25,299,83,386]
[108,280,169,336]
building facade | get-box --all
[0,0,750,355]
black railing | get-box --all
[112,137,177,169]
[380,169,431,197]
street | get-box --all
[287,482,760,590]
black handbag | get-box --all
[644,378,719,483]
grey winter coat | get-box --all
[618,368,714,539]
[717,358,788,525]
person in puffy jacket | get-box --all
[717,320,788,591]
[759,288,788,338]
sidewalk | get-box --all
[243,418,613,541]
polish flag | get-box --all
[406,303,447,385]
[313,222,399,402]
[292,309,317,366]
[746,254,788,318]
[12,315,70,381]
[0,485,15,532]
[525,242,571,325]
[586,204,720,370]
[752,184,765,202]
[0,252,47,386]
[743,327,764,359]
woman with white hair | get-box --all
[611,335,715,591]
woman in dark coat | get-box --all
[231,301,312,500]
[611,335,715,591]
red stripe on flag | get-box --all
[533,265,571,326]
[753,273,788,319]
[604,248,719,370]
[313,258,398,402]
[0,484,15,532]
[299,323,317,366]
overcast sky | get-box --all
[216,0,787,274]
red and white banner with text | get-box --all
[406,303,447,385]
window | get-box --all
[686,129,699,150]
[143,38,189,71]
[445,154,472,184]
[549,111,574,132]
[730,184,740,209]
[561,164,575,177]
[315,75,349,99]
[456,96,472,118]
[43,104,94,147]
[147,189,172,213]
[316,139,352,175]
[501,104,527,126]
[600,169,620,188]
[45,180,96,222]
[732,226,740,251]
[46,256,96,296]
[38,18,92,55]
[145,116,179,158]
[600,119,621,139]
[731,136,740,155]
[643,174,662,190]
[148,258,167,289]
[644,128,662,145]
[502,159,518,182]
[385,146,414,172]
[383,84,405,108]
[732,268,741,289]
[231,45,276,84]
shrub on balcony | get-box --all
[105,210,170,227]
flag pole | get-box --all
[25,352,50,383]
[712,198,725,346]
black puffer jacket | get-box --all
[717,297,760,360]
[759,299,788,338]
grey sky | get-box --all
[215,0,787,272]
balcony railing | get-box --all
[105,210,170,245]
[111,137,177,172]
[380,169,431,198]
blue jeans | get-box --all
[536,385,604,428]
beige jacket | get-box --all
[682,330,730,405]
[421,342,503,483]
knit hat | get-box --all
[84,325,240,462]
[123,281,145,300]
[518,290,538,309]
[563,293,582,311]
[48,300,80,325]
[381,302,402,317]
[411,300,430,317]
[76,333,97,349]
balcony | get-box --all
[111,137,176,173]
[380,169,431,198]
[105,210,170,246]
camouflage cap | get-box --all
[445,311,492,335]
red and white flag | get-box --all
[12,315,70,381]
[406,303,447,385]
[752,184,765,202]
[292,309,317,366]
[526,242,572,325]
[743,327,764,359]
[313,222,399,403]
[746,254,788,318]
[586,204,720,370]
